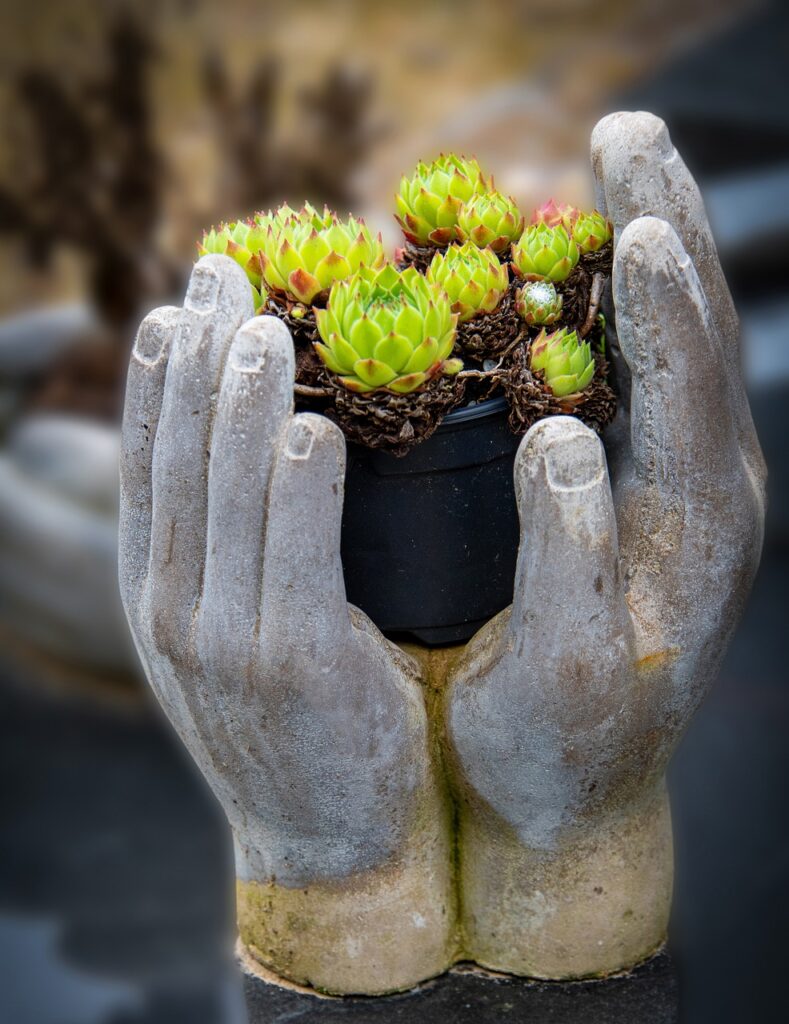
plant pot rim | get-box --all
[438,393,508,428]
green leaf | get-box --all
[568,345,588,376]
[413,189,442,225]
[548,374,580,397]
[435,195,462,228]
[314,307,340,343]
[325,222,350,253]
[287,267,322,304]
[313,342,346,375]
[260,253,288,292]
[353,358,397,387]
[470,224,493,247]
[327,333,359,373]
[374,305,396,335]
[394,304,424,346]
[374,332,413,372]
[340,296,364,336]
[576,361,595,391]
[376,264,401,292]
[339,375,376,393]
[480,286,503,313]
[403,336,439,374]
[299,230,331,270]
[314,251,351,289]
[436,323,457,360]
[547,257,572,282]
[423,301,442,340]
[448,170,474,202]
[349,315,383,358]
[275,238,303,277]
[458,279,484,308]
[387,371,427,394]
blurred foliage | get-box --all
[0,0,755,328]
[0,13,168,328]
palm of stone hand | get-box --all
[119,112,765,995]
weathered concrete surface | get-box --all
[454,780,672,979]
[119,112,765,993]
[236,789,454,995]
[241,945,679,1023]
[445,115,765,978]
[118,258,455,994]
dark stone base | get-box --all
[242,950,678,1024]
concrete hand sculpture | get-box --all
[119,112,765,995]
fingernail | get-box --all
[185,261,220,312]
[544,432,604,491]
[229,330,267,373]
[645,113,674,160]
[133,311,172,365]
[286,417,315,459]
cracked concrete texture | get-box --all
[120,112,764,994]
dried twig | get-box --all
[579,273,605,338]
[294,383,333,398]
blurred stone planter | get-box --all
[0,306,138,687]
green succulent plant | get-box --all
[456,191,524,253]
[314,264,462,394]
[530,198,579,233]
[395,154,489,248]
[425,242,509,323]
[199,221,268,311]
[253,202,386,307]
[529,327,595,397]
[515,280,563,326]
[511,223,580,283]
[572,210,613,254]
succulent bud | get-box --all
[253,202,385,307]
[426,242,509,323]
[198,221,267,311]
[529,327,595,397]
[456,191,524,253]
[515,280,563,326]
[572,209,613,254]
[511,223,579,283]
[531,198,580,233]
[314,264,461,394]
[395,154,489,248]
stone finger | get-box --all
[119,305,179,630]
[259,412,351,663]
[198,316,294,669]
[147,255,253,662]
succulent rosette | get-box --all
[529,327,595,397]
[199,221,268,311]
[515,280,563,326]
[395,154,489,248]
[530,198,580,233]
[456,191,524,253]
[314,264,462,394]
[511,223,580,283]
[253,202,385,307]
[572,210,613,254]
[425,242,509,323]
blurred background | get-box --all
[0,1,787,1022]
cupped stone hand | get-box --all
[119,111,765,996]
[445,111,766,978]
[118,260,454,995]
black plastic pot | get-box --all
[340,396,521,646]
